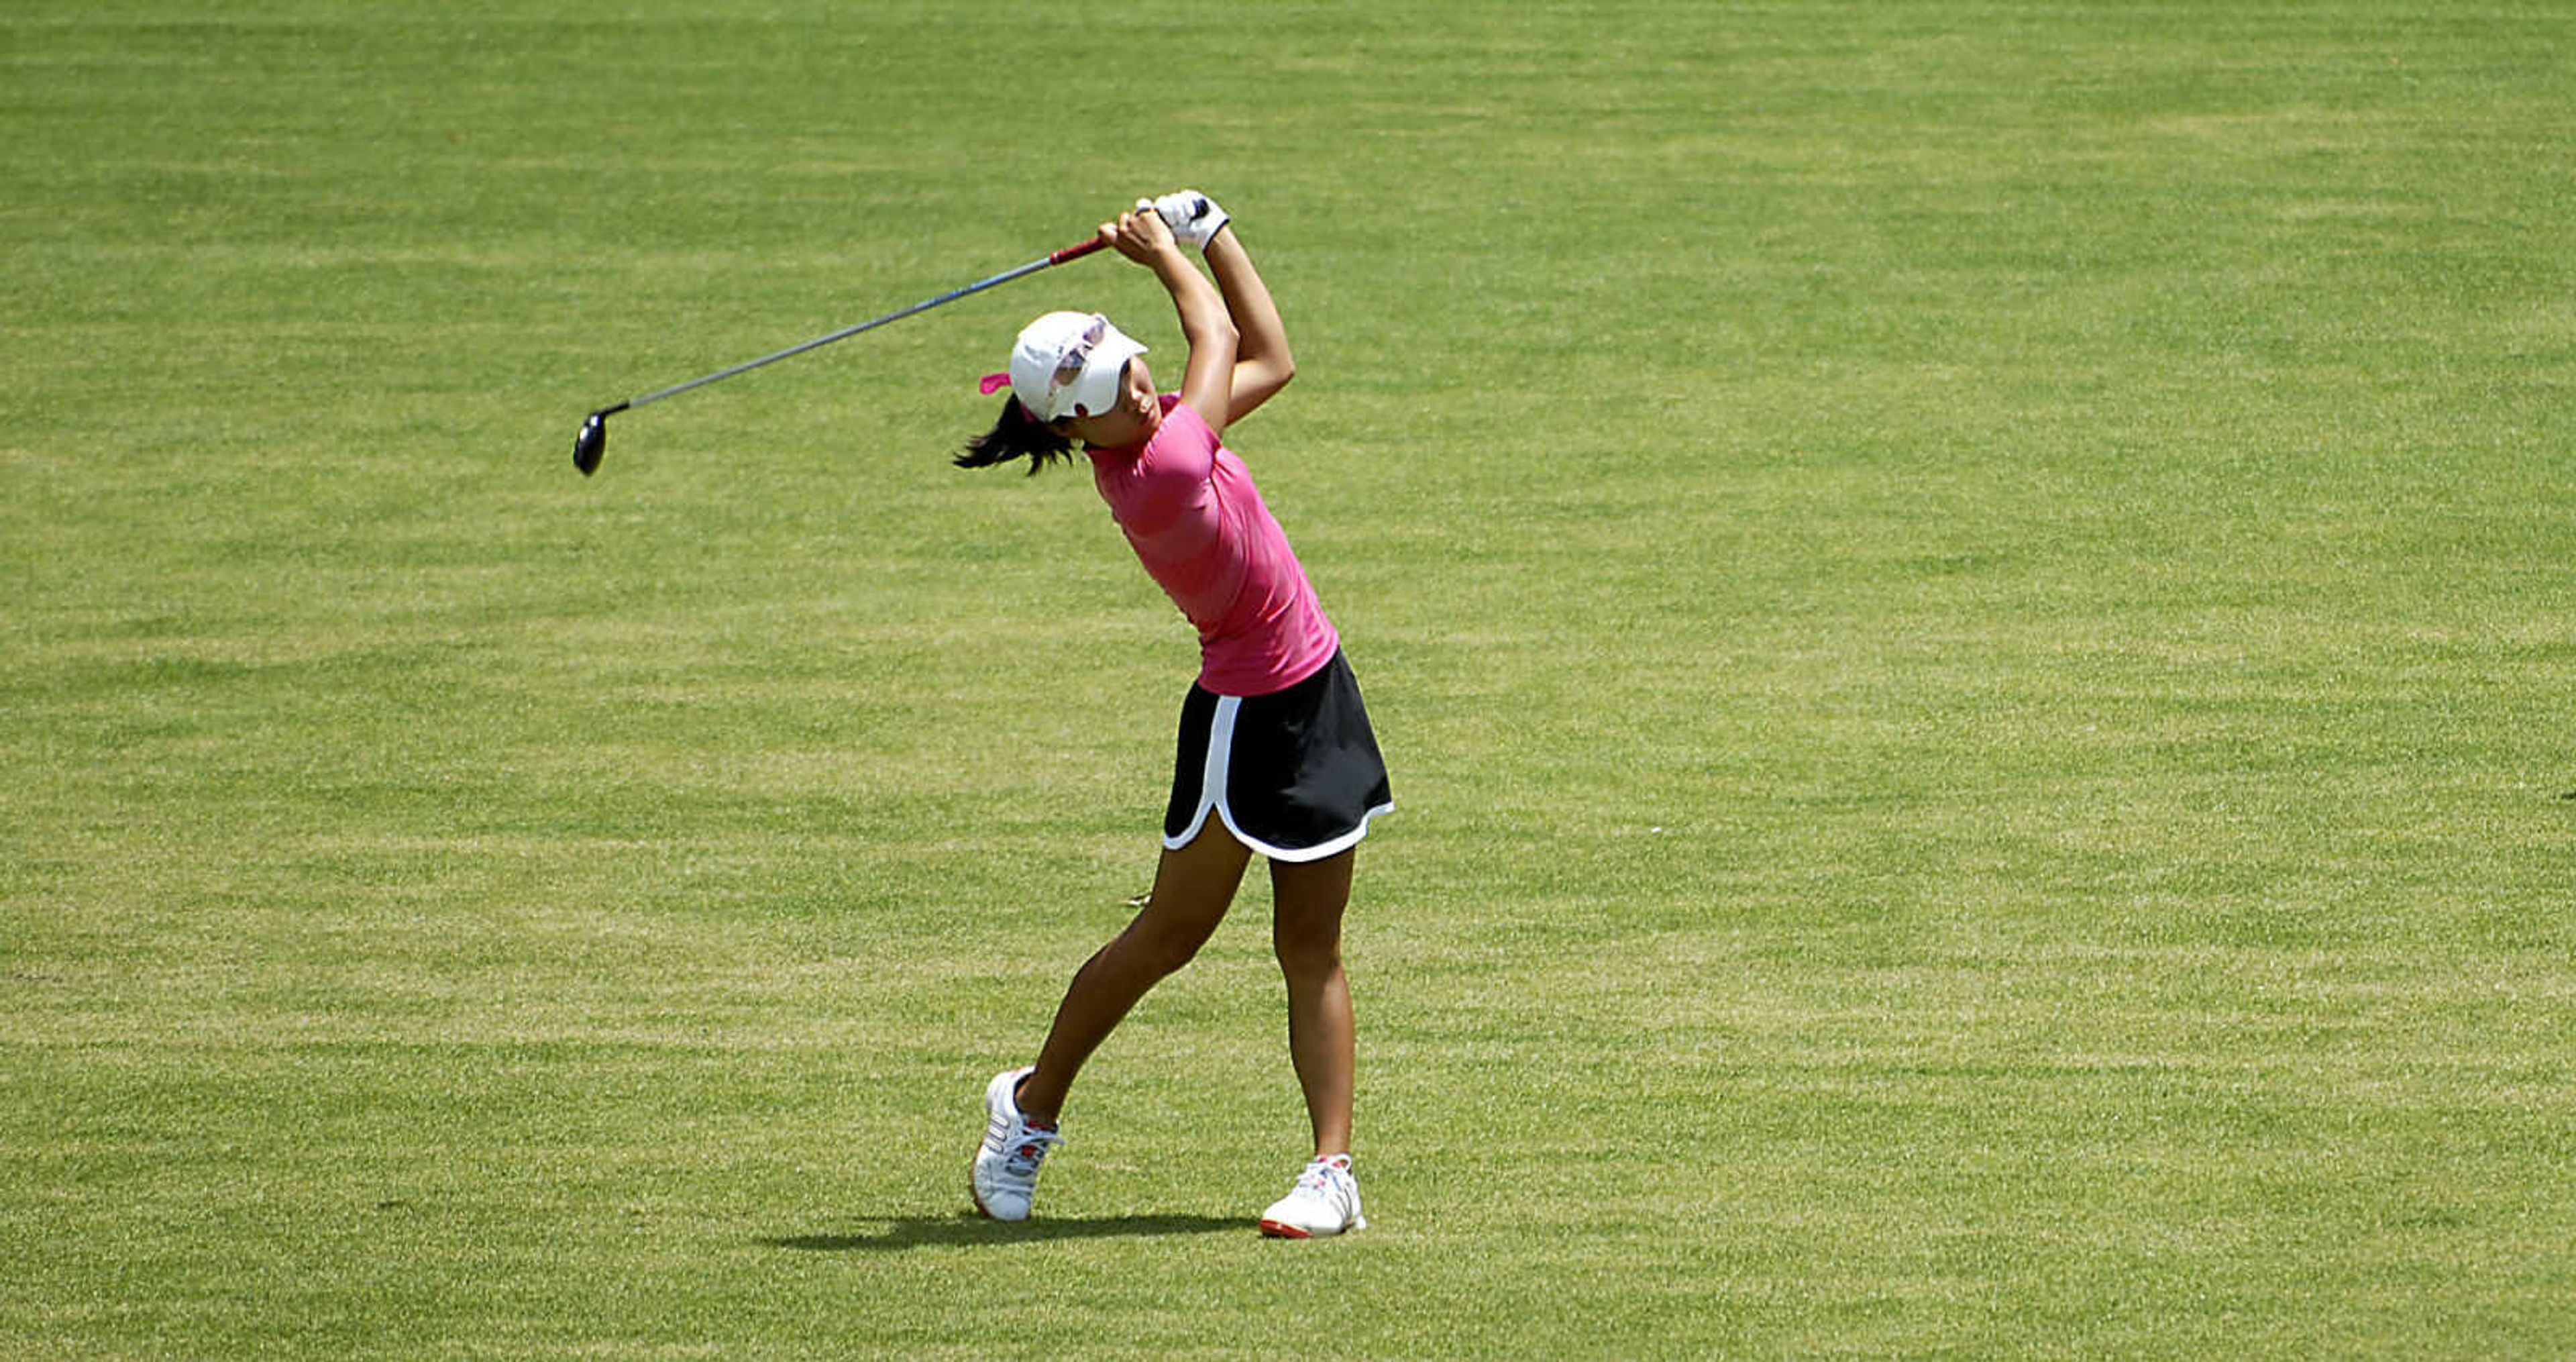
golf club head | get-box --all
[573,411,608,476]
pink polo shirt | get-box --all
[1087,397,1339,697]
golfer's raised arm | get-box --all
[1111,207,1238,439]
[1137,191,1292,428]
[1203,225,1293,425]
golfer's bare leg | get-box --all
[1271,848,1357,1158]
[1015,828,1253,1123]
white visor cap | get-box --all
[1008,311,1147,423]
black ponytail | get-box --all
[956,395,1077,475]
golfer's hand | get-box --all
[1149,191,1230,251]
[1106,205,1182,265]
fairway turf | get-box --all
[7,1,2575,1357]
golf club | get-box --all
[573,233,1110,476]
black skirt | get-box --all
[1163,650,1393,862]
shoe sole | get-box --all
[1259,1214,1363,1239]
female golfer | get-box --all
[958,192,1391,1238]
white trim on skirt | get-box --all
[1162,694,1395,863]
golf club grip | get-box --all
[1048,235,1110,266]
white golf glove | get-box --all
[1144,190,1230,251]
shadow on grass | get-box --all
[763,1212,1240,1252]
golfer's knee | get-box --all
[1273,925,1342,981]
[1120,919,1213,979]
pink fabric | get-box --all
[1087,397,1338,696]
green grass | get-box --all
[7,1,2574,1355]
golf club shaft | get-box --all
[617,235,1109,413]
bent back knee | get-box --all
[1117,919,1219,980]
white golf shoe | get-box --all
[1258,1154,1366,1238]
[969,1067,1059,1222]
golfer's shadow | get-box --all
[763,1212,1239,1252]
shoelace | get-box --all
[1004,1127,1062,1176]
[1294,1160,1347,1198]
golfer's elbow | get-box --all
[1249,354,1295,400]
[1182,300,1238,354]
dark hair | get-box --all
[955,395,1076,475]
